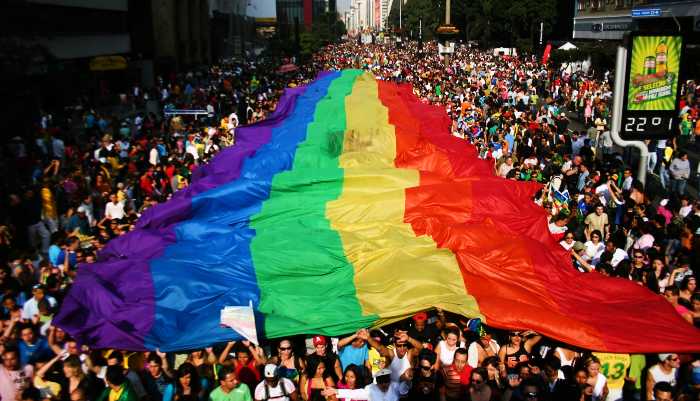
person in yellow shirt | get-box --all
[367,331,388,375]
[40,177,58,233]
[97,366,137,401]
[593,352,630,401]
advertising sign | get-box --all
[621,34,683,139]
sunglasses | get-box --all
[395,343,408,348]
[472,379,483,384]
[279,347,292,351]
[421,366,432,371]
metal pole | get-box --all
[445,0,451,25]
[444,0,451,67]
[539,21,544,46]
[610,45,649,186]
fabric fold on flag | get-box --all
[55,71,700,353]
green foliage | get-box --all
[300,32,321,58]
[273,12,346,59]
[389,0,558,48]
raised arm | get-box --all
[219,341,235,364]
[361,329,391,360]
[37,351,64,378]
[338,331,360,349]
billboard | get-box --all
[621,34,683,139]
[626,35,681,111]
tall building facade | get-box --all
[277,0,331,30]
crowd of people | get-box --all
[0,37,699,401]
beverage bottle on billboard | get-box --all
[644,56,656,76]
[655,39,667,77]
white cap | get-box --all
[77,206,87,213]
[660,199,669,207]
[264,364,278,378]
[376,368,391,378]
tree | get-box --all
[392,0,558,48]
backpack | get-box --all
[263,379,289,401]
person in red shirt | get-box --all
[438,348,471,401]
[219,340,266,393]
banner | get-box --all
[626,35,681,111]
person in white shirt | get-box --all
[22,284,57,321]
[105,193,125,220]
[149,146,160,166]
[254,364,298,401]
[326,369,409,401]
[0,349,34,401]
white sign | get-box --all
[438,42,455,54]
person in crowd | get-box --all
[438,348,472,401]
[144,352,174,401]
[254,364,297,401]
[337,329,370,372]
[299,356,335,401]
[337,364,366,401]
[582,356,608,401]
[220,341,266,393]
[646,354,680,400]
[209,366,252,401]
[499,331,541,375]
[0,38,698,401]
[169,362,202,401]
[366,329,422,383]
[467,329,500,369]
[97,365,138,401]
[269,339,305,386]
[306,336,342,383]
[327,368,410,401]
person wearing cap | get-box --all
[365,330,422,384]
[466,328,500,369]
[324,368,410,401]
[21,284,57,321]
[645,354,679,401]
[65,206,91,237]
[407,312,439,346]
[570,241,594,273]
[307,336,342,383]
[254,364,297,401]
[210,366,253,401]
[668,257,694,289]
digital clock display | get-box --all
[620,34,683,140]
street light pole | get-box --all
[611,45,649,185]
[399,0,402,31]
[444,0,451,67]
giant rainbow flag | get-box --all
[55,71,700,352]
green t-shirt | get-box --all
[209,384,253,401]
[627,354,646,391]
